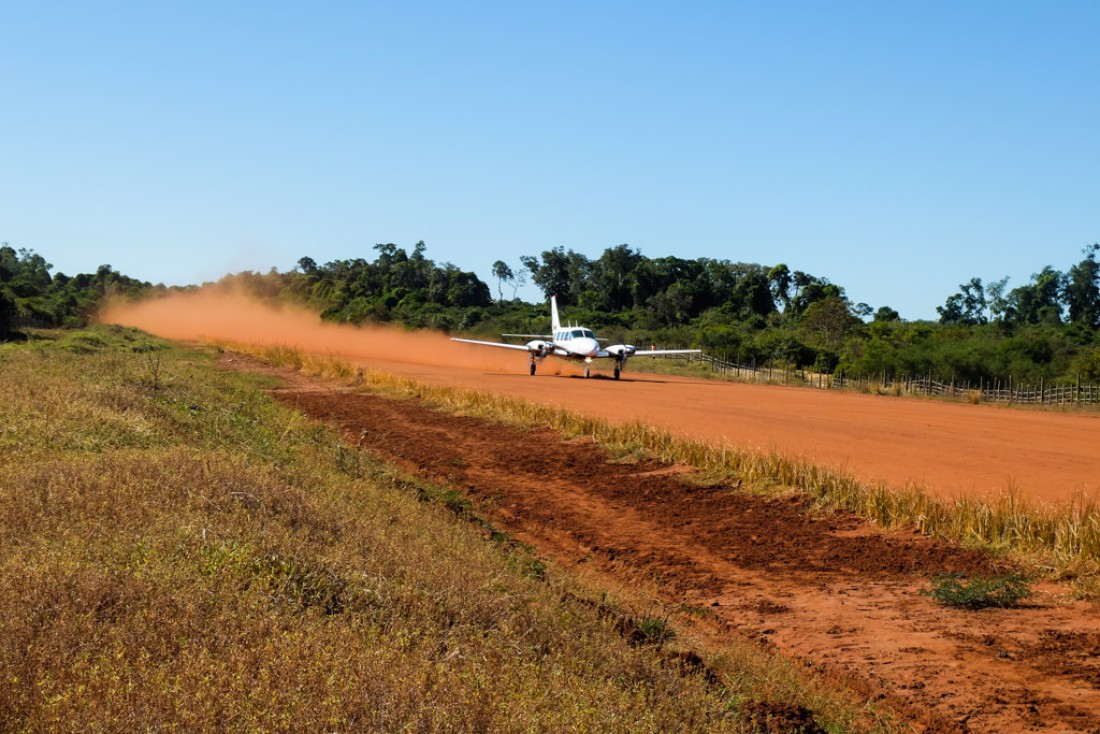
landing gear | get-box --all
[614,357,624,380]
[583,365,591,379]
[614,366,621,380]
[529,361,537,376]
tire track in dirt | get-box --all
[253,362,1100,734]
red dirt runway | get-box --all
[104,291,1100,504]
[369,348,1100,504]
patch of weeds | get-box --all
[607,441,649,465]
[251,553,354,615]
[509,554,547,581]
[437,488,473,517]
[922,572,1033,609]
[1069,574,1100,602]
[637,615,676,645]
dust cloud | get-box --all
[99,289,571,375]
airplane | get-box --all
[450,295,701,380]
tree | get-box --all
[728,266,776,319]
[0,244,17,283]
[491,260,514,302]
[986,277,1010,322]
[874,306,900,323]
[586,244,642,312]
[0,289,12,338]
[1006,266,1063,325]
[937,278,987,325]
[799,295,861,355]
[1063,244,1100,328]
[647,283,693,328]
[850,302,873,320]
[768,263,792,313]
[787,271,843,316]
[521,247,580,304]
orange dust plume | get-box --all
[98,289,545,374]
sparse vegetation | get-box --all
[0,329,880,732]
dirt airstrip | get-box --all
[103,290,1100,502]
[107,293,1100,731]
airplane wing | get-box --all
[602,344,701,359]
[451,337,542,352]
[624,348,701,358]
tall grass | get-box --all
[228,341,1100,578]
[0,329,878,732]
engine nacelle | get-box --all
[605,344,637,359]
[526,340,553,358]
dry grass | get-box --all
[0,329,883,733]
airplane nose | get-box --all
[581,338,600,357]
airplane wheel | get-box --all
[614,367,621,380]
[530,363,536,376]
[584,366,591,379]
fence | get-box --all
[658,352,1100,406]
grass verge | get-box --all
[1,327,881,733]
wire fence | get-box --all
[660,352,1100,406]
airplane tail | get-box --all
[551,295,562,333]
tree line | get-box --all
[0,244,152,339]
[3,239,1098,385]
[936,245,1100,329]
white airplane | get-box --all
[451,295,701,379]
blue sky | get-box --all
[2,1,1097,320]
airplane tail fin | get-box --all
[550,295,562,333]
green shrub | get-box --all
[923,573,1033,609]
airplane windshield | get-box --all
[571,329,584,339]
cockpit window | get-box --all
[582,329,596,340]
[571,329,584,339]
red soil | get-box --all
[103,290,1100,504]
[371,349,1100,504]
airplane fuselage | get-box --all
[552,328,601,360]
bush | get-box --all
[922,573,1032,609]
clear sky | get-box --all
[2,1,1097,320]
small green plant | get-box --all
[637,615,676,645]
[923,572,1033,609]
